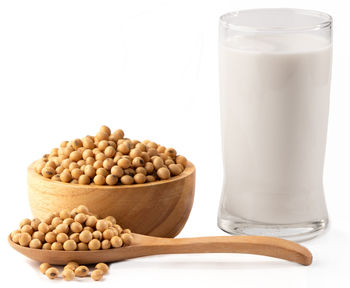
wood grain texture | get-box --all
[8,233,312,266]
[27,161,195,238]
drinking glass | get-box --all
[217,9,332,241]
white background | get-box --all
[0,0,349,287]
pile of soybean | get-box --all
[35,125,187,185]
[41,262,108,281]
[10,205,133,251]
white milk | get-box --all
[219,34,332,224]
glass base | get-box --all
[218,215,328,242]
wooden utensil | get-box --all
[9,233,312,266]
[27,161,195,238]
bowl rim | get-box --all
[28,160,195,190]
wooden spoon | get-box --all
[8,233,312,266]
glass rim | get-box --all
[220,8,332,33]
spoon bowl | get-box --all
[9,233,312,266]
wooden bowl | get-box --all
[27,161,195,238]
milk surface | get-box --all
[219,34,332,224]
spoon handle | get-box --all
[134,235,312,265]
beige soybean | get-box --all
[165,159,175,166]
[69,232,80,243]
[176,155,187,166]
[32,231,45,242]
[106,174,118,185]
[84,226,94,233]
[42,167,56,178]
[11,231,21,242]
[105,216,117,225]
[94,174,106,185]
[59,209,71,220]
[19,233,31,246]
[105,146,116,158]
[88,239,101,250]
[21,224,33,235]
[77,159,85,167]
[165,148,177,158]
[75,266,89,277]
[45,267,59,279]
[51,217,62,227]
[111,236,123,248]
[76,205,89,214]
[157,167,171,180]
[83,149,94,160]
[101,239,111,249]
[117,158,130,169]
[56,233,68,243]
[77,242,88,250]
[71,168,83,179]
[79,230,92,243]
[134,173,146,184]
[145,162,154,173]
[135,166,147,175]
[45,158,57,169]
[45,232,57,243]
[69,162,79,171]
[91,269,104,281]
[121,233,133,246]
[96,167,109,177]
[56,165,65,174]
[70,221,83,233]
[51,242,63,250]
[63,218,74,226]
[132,157,144,168]
[74,213,87,224]
[85,215,98,228]
[93,160,103,169]
[102,228,115,240]
[11,230,20,238]
[63,239,77,251]
[103,158,114,170]
[62,268,75,281]
[84,165,96,178]
[31,218,41,230]
[29,239,42,249]
[121,175,134,185]
[38,222,50,233]
[95,263,109,274]
[78,174,91,184]
[60,171,72,183]
[51,174,61,181]
[146,175,156,182]
[95,152,106,162]
[70,151,82,162]
[98,140,108,151]
[35,161,46,174]
[111,165,123,177]
[168,163,182,176]
[91,232,102,242]
[64,261,79,271]
[40,263,51,274]
[42,243,51,250]
[56,223,69,234]
[152,157,164,170]
[96,220,108,232]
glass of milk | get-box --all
[218,9,332,241]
